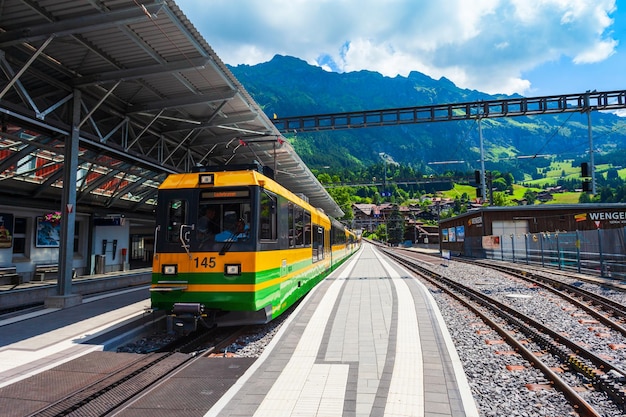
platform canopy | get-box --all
[0,0,343,218]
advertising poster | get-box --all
[482,235,501,250]
[456,225,465,242]
[36,216,61,248]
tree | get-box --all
[503,172,514,187]
[599,186,614,203]
[579,192,592,203]
[387,207,405,245]
[492,177,508,191]
[327,186,354,221]
[318,173,332,184]
[491,191,510,206]
[375,223,387,243]
[523,189,537,204]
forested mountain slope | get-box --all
[229,55,626,181]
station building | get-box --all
[439,204,626,278]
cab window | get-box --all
[166,199,187,243]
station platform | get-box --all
[0,286,154,389]
[200,242,478,417]
[0,267,151,311]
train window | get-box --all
[260,191,277,240]
[295,206,304,247]
[303,211,311,247]
[12,217,27,257]
[166,199,187,243]
[197,204,220,245]
[197,200,251,245]
[331,222,347,245]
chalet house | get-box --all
[352,204,377,232]
[351,202,440,243]
[536,191,554,202]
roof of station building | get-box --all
[0,0,342,218]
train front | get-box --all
[150,168,272,333]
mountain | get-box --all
[228,55,626,180]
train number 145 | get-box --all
[193,257,216,268]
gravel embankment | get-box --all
[426,260,625,417]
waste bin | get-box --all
[95,255,105,275]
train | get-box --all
[150,163,360,332]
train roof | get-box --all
[159,167,332,219]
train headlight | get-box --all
[199,173,214,185]
[224,264,241,276]
[162,264,178,275]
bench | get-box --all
[0,266,20,285]
[34,264,77,281]
[34,264,58,281]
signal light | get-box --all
[581,163,589,178]
[474,170,481,184]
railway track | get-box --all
[382,247,626,417]
[395,247,626,337]
[467,258,626,325]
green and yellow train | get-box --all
[150,164,359,332]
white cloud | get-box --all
[573,39,617,63]
[176,0,618,95]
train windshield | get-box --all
[194,189,252,251]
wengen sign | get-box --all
[577,211,626,225]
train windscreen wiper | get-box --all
[218,231,238,255]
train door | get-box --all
[313,225,325,262]
[325,226,331,260]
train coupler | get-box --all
[170,303,204,334]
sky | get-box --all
[176,0,625,98]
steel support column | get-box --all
[585,92,597,195]
[479,118,487,202]
[50,90,82,306]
